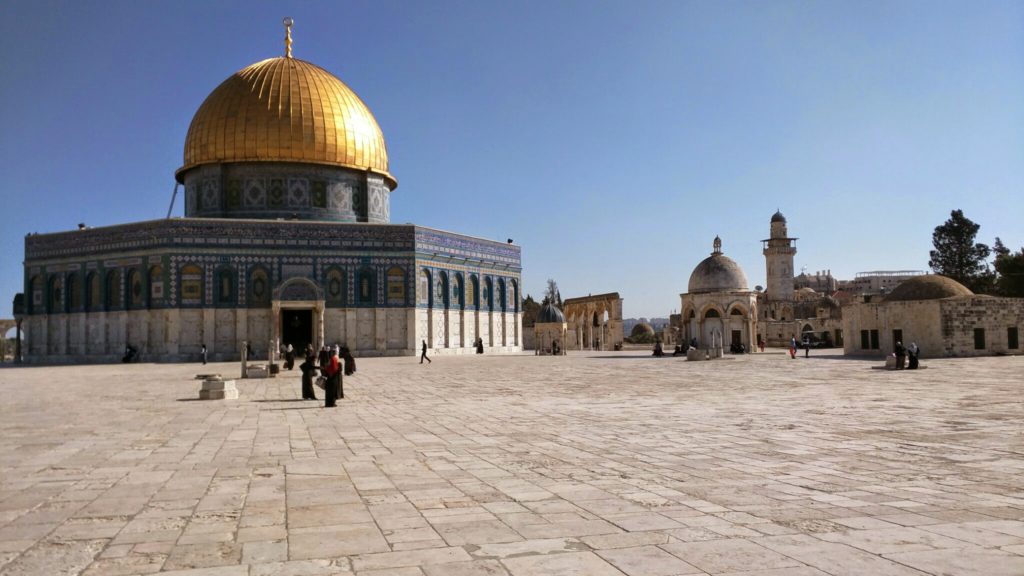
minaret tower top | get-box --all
[762,210,798,302]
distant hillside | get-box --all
[622,317,670,337]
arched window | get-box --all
[484,277,494,311]
[148,265,164,305]
[180,264,203,305]
[30,275,44,314]
[704,308,720,319]
[357,267,374,304]
[86,272,101,311]
[453,274,464,309]
[730,307,744,316]
[497,278,507,312]
[249,266,271,306]
[216,268,235,305]
[66,273,81,312]
[469,275,480,309]
[127,269,144,309]
[438,271,449,308]
[386,267,405,305]
[325,267,345,306]
[106,269,123,309]
[418,269,432,306]
[48,276,62,313]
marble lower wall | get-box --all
[23,307,523,363]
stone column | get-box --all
[236,308,248,358]
[345,308,357,350]
[14,318,22,363]
[406,307,417,355]
[202,308,214,358]
[166,309,180,358]
[375,308,387,353]
[315,302,325,351]
[270,301,280,352]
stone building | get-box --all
[19,27,522,363]
[532,303,567,355]
[840,270,926,296]
[563,293,624,351]
[680,237,758,352]
[843,275,1024,358]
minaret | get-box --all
[762,210,797,301]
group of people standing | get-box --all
[299,344,356,407]
[893,341,920,370]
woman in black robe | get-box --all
[299,351,317,400]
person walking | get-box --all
[803,339,810,358]
[789,336,797,359]
[323,348,341,407]
[318,345,329,373]
[201,343,207,365]
[420,340,431,364]
[299,348,317,400]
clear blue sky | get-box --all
[2,1,1021,320]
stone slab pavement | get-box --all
[0,351,1022,575]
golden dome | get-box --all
[177,57,395,187]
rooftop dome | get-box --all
[630,322,655,337]
[885,275,973,302]
[177,56,395,187]
[687,237,749,294]
[771,210,787,223]
[536,303,566,324]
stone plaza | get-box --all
[0,352,1022,575]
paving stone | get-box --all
[352,546,472,571]
[421,559,510,575]
[596,544,704,575]
[501,550,625,575]
[816,526,968,554]
[289,523,390,559]
[755,534,930,575]
[661,538,802,573]
[884,546,1024,576]
[469,537,584,558]
[1,355,1022,575]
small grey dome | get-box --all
[687,238,748,294]
[536,303,566,323]
[885,275,973,302]
[771,210,786,223]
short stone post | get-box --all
[240,341,248,379]
[197,374,238,400]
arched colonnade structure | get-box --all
[562,292,624,351]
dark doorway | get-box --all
[731,330,742,347]
[281,309,313,353]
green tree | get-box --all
[993,239,1024,297]
[928,210,994,293]
[543,279,559,305]
[521,294,541,327]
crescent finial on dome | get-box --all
[713,235,722,254]
[283,17,294,58]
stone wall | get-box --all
[843,296,1024,358]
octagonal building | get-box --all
[19,32,522,362]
